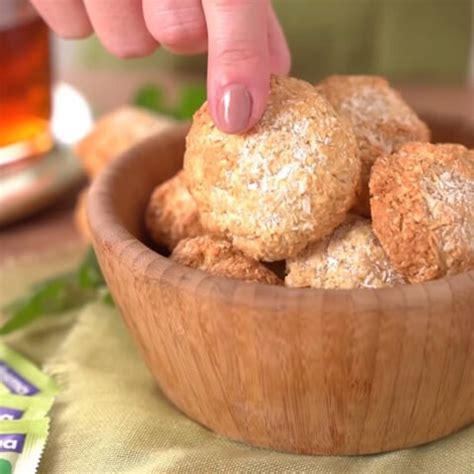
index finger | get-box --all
[202,0,271,134]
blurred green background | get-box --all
[70,0,472,83]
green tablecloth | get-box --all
[1,247,473,473]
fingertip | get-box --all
[214,84,252,134]
[50,24,93,40]
[210,75,270,134]
[31,0,93,39]
[102,39,158,59]
[202,0,271,134]
[142,0,208,55]
[83,0,158,59]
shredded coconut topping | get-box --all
[421,162,474,266]
[286,216,406,289]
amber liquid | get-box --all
[0,15,52,166]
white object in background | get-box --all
[52,82,94,146]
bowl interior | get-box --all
[108,124,187,244]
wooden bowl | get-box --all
[88,119,474,455]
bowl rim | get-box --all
[87,124,474,311]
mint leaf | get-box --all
[101,289,115,307]
[0,274,94,335]
[133,82,206,120]
[175,83,206,120]
[133,84,166,113]
[0,248,109,335]
[76,247,105,289]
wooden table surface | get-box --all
[0,84,473,264]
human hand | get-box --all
[31,0,291,133]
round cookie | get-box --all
[286,215,406,289]
[146,171,203,251]
[370,142,474,283]
[75,106,174,179]
[184,76,360,261]
[171,235,282,285]
[316,75,430,216]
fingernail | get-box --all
[217,85,252,133]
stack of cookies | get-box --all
[76,76,474,288]
[97,76,474,289]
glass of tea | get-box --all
[0,0,53,167]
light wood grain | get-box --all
[88,118,474,455]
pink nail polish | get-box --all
[217,85,252,133]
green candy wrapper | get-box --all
[0,345,58,397]
[0,395,54,421]
[0,418,49,474]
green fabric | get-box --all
[1,249,474,472]
[78,0,472,83]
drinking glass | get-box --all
[0,0,53,167]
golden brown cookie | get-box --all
[145,171,203,251]
[184,76,360,262]
[171,235,282,285]
[74,187,91,242]
[286,215,406,289]
[370,142,474,283]
[316,75,430,216]
[75,106,174,179]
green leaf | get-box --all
[0,274,94,335]
[132,82,206,120]
[76,247,105,289]
[175,83,206,120]
[133,84,166,113]
[2,296,28,315]
[101,289,115,307]
[0,247,107,335]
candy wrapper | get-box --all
[0,345,58,397]
[0,395,54,421]
[0,418,49,474]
